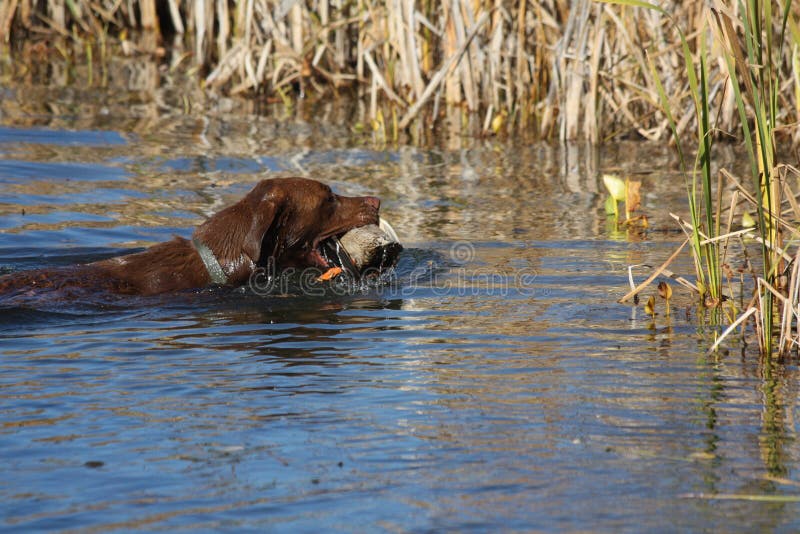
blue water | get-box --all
[1,104,799,531]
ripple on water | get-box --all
[0,117,797,532]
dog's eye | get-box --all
[327,191,337,204]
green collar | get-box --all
[193,238,228,285]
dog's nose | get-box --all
[365,196,380,211]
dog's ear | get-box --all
[193,180,285,267]
[242,181,288,264]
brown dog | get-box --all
[0,178,381,297]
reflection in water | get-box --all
[0,86,799,531]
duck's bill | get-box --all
[378,218,400,242]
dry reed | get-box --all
[1,1,799,143]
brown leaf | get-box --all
[626,179,642,214]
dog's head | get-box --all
[193,178,381,284]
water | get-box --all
[1,88,800,532]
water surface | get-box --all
[1,88,799,532]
